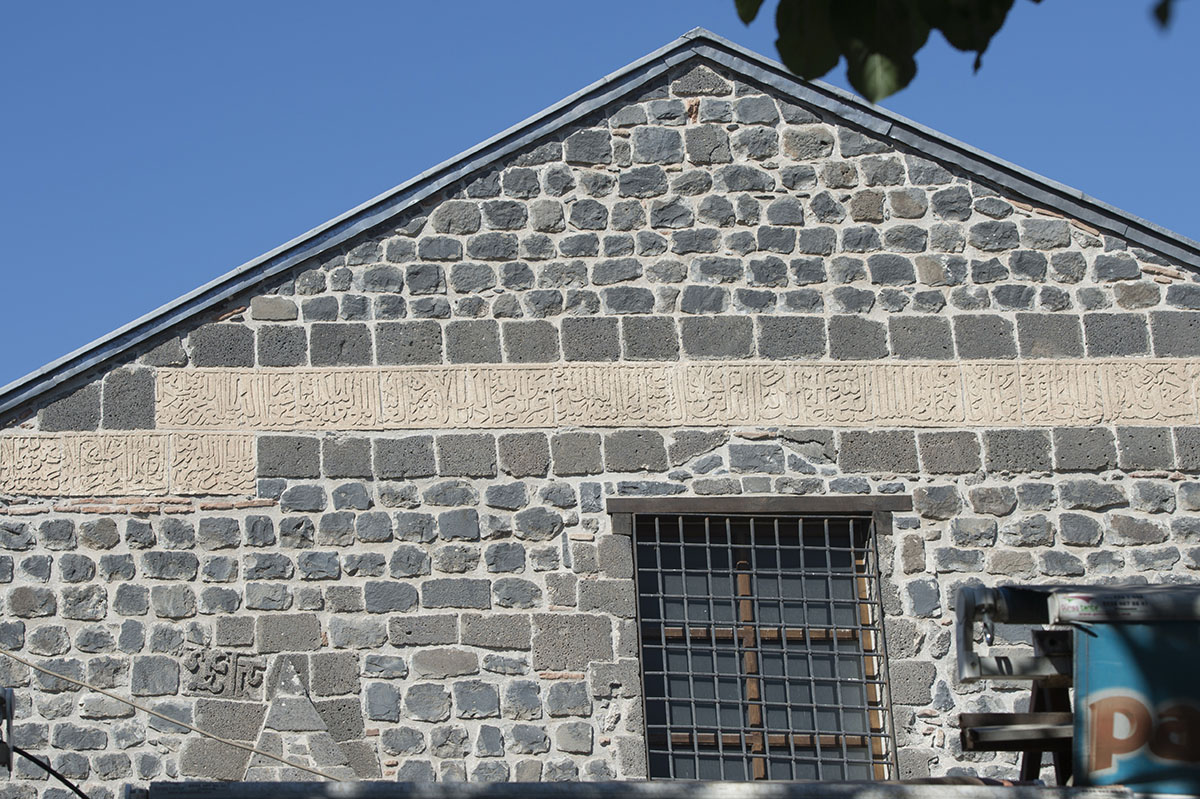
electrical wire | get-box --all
[0,648,343,782]
[12,745,90,799]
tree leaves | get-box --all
[919,0,1016,71]
[742,0,1172,102]
[750,0,1030,102]
[774,0,840,80]
[736,0,766,24]
[833,1,929,101]
[1154,0,1175,29]
[770,0,930,102]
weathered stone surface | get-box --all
[257,614,321,653]
[532,614,613,670]
[405,683,452,723]
[412,648,479,679]
[461,613,532,650]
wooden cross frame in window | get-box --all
[610,496,905,782]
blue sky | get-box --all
[1,1,1196,388]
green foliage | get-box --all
[739,0,1036,102]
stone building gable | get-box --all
[6,54,1199,441]
[0,34,1199,790]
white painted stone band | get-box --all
[0,432,254,497]
[156,360,1199,431]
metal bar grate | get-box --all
[635,512,895,781]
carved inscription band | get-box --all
[0,433,253,497]
[157,360,1198,431]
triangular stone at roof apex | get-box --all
[670,63,734,97]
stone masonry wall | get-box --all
[2,56,1200,795]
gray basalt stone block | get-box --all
[912,485,962,520]
[1058,479,1127,511]
[461,614,532,650]
[310,323,372,366]
[547,682,592,717]
[1083,313,1150,356]
[280,485,326,513]
[604,430,668,472]
[148,585,193,620]
[503,320,560,362]
[405,684,452,723]
[1151,312,1200,356]
[680,316,752,358]
[729,443,784,474]
[983,429,1052,473]
[258,326,307,367]
[756,317,825,359]
[950,518,997,546]
[839,431,918,474]
[142,551,199,580]
[890,317,953,360]
[1054,427,1117,472]
[632,126,683,164]
[1093,253,1140,281]
[497,432,550,478]
[141,337,188,367]
[375,436,436,479]
[197,518,239,550]
[494,578,542,609]
[551,432,603,476]
[437,434,497,478]
[953,315,1017,359]
[557,722,594,755]
[602,286,655,313]
[532,614,613,670]
[565,129,612,165]
[258,436,319,479]
[411,648,479,679]
[889,661,936,705]
[320,437,370,480]
[484,541,526,573]
[445,319,502,363]
[968,486,1017,516]
[1059,513,1103,546]
[102,368,155,430]
[1016,313,1084,357]
[376,321,442,365]
[195,699,268,742]
[561,317,619,361]
[1109,514,1168,545]
[191,324,254,367]
[389,615,458,649]
[828,316,887,360]
[39,383,101,432]
[509,724,550,755]
[1000,514,1055,547]
[578,580,636,618]
[438,508,480,542]
[131,655,180,697]
[363,582,419,613]
[918,431,981,474]
[257,614,321,653]
[422,579,491,609]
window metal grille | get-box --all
[634,512,895,781]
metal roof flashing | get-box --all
[2,28,1198,421]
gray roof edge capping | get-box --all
[2,27,1198,420]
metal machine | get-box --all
[957,584,1200,793]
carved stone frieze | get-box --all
[155,360,1200,431]
[0,432,253,497]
